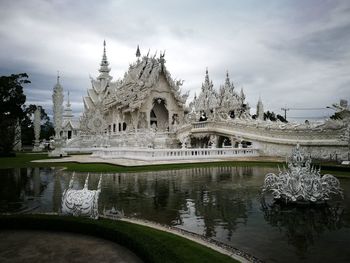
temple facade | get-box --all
[80,42,187,136]
[52,41,350,161]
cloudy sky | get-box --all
[1,0,349,121]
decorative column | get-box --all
[230,136,236,148]
[13,118,22,151]
[49,74,67,157]
[32,106,41,152]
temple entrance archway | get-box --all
[218,136,231,147]
[150,99,169,131]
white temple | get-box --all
[51,41,350,161]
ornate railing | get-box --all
[92,147,259,161]
[186,121,344,145]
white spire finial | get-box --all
[98,40,111,77]
[67,91,71,107]
[136,45,141,58]
[57,70,60,84]
[205,67,210,84]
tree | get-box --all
[0,73,29,156]
[264,111,277,121]
[330,112,342,120]
[263,111,288,123]
[276,114,288,123]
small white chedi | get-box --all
[61,173,102,219]
[262,144,342,203]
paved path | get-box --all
[0,230,143,263]
[32,154,284,167]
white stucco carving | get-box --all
[52,75,64,133]
[50,74,67,157]
[49,41,349,161]
[262,144,342,203]
[61,173,102,219]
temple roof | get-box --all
[105,50,188,111]
[62,119,79,130]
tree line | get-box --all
[0,73,54,156]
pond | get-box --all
[1,166,349,263]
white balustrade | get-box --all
[92,147,259,161]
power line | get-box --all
[287,108,328,110]
[281,107,330,120]
[288,116,329,119]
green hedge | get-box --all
[0,214,239,263]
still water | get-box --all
[1,166,349,263]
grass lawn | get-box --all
[0,214,239,263]
[0,152,349,176]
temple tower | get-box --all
[257,96,264,120]
[52,73,64,136]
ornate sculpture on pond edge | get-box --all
[61,173,102,219]
[262,144,343,203]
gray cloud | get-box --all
[0,0,349,122]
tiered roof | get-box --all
[193,69,250,117]
[194,68,219,112]
[83,43,188,114]
[105,50,188,112]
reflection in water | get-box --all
[0,168,51,212]
[0,166,349,262]
[261,201,344,259]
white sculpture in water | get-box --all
[61,173,102,219]
[262,144,342,203]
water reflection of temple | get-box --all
[261,201,344,258]
[0,168,52,212]
[64,166,272,239]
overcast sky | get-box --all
[1,0,349,121]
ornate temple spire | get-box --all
[63,90,73,119]
[56,71,61,87]
[225,70,230,86]
[67,91,71,108]
[240,87,245,101]
[98,40,111,80]
[257,95,264,120]
[52,72,64,133]
[57,72,59,84]
[136,45,141,58]
[205,67,210,84]
[195,67,218,113]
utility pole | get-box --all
[281,107,327,121]
[281,107,290,120]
